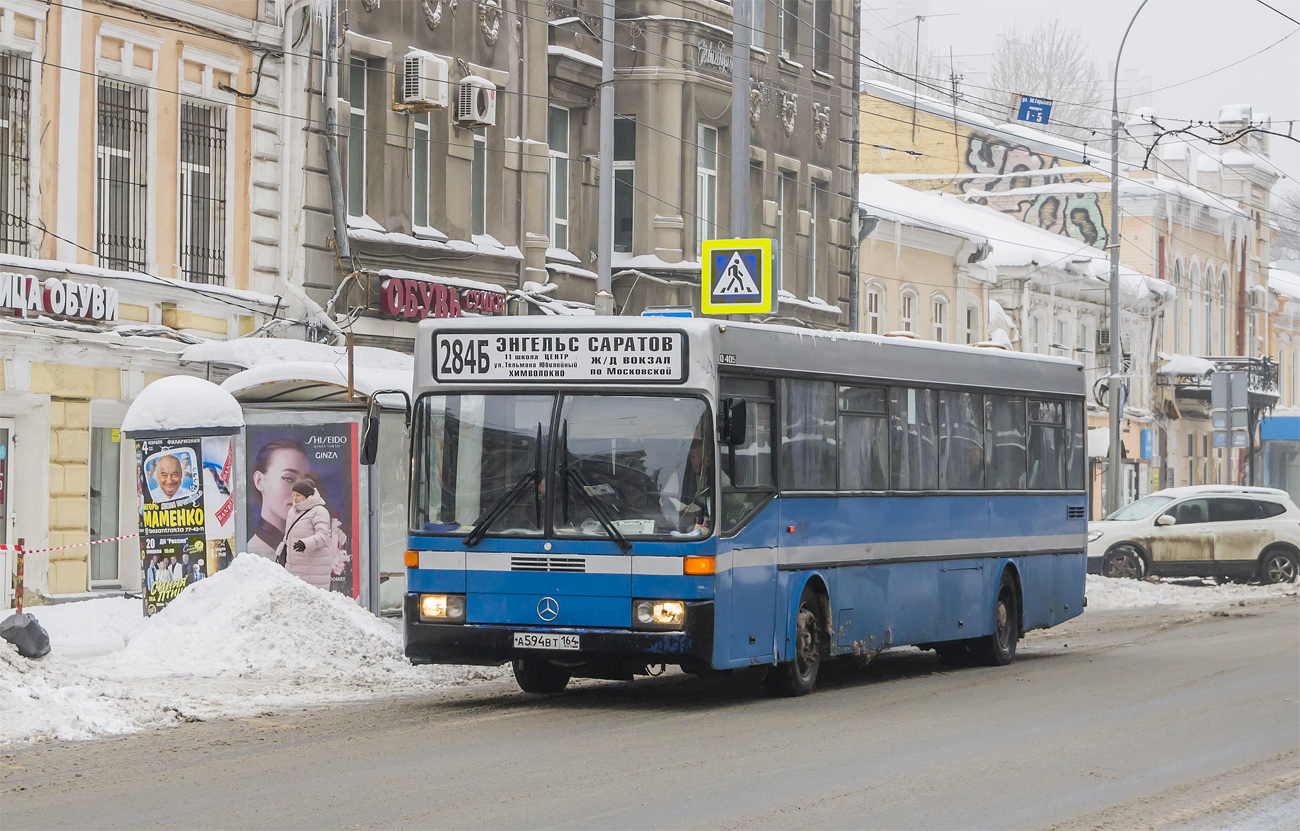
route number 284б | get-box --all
[439,337,491,375]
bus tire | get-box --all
[768,585,825,697]
[512,659,571,694]
[934,641,972,666]
[970,572,1019,667]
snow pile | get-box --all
[1,555,501,747]
[1158,352,1216,378]
[1086,574,1299,611]
[122,375,244,433]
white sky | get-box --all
[863,0,1300,196]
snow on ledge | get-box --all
[1158,353,1215,377]
[122,375,244,434]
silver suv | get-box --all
[1087,486,1300,584]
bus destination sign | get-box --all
[433,330,687,383]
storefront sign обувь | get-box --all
[380,275,505,320]
[0,272,120,322]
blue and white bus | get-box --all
[367,317,1088,695]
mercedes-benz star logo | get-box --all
[536,596,559,622]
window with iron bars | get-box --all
[179,101,228,284]
[0,51,32,256]
[97,79,149,271]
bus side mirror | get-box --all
[358,388,411,467]
[359,414,380,466]
[719,398,747,446]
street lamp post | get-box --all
[1106,0,1150,514]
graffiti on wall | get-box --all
[959,134,1108,251]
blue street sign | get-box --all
[1140,428,1153,459]
[641,306,694,318]
[1016,95,1054,125]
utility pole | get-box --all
[595,0,615,315]
[847,0,862,331]
[730,1,751,240]
[1106,0,1149,514]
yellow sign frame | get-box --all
[700,238,773,315]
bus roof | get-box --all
[415,317,1084,398]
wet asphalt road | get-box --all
[3,597,1297,830]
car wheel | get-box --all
[768,585,825,697]
[512,659,571,694]
[1101,545,1145,580]
[970,571,1019,667]
[1258,548,1299,585]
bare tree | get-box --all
[1272,187,1300,264]
[986,19,1106,142]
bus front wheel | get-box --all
[970,572,1019,667]
[768,586,825,697]
[512,659,571,694]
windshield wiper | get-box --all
[464,424,544,548]
[557,422,631,552]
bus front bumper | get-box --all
[403,594,715,667]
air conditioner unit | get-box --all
[1096,328,1112,351]
[457,75,496,127]
[400,53,450,110]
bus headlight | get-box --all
[633,600,686,630]
[420,593,466,622]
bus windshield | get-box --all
[410,393,713,540]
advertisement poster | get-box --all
[246,423,359,598]
[137,435,236,614]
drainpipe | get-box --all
[322,0,351,262]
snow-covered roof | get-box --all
[1268,267,1300,303]
[1158,353,1216,377]
[859,174,1166,301]
[182,337,413,372]
[221,361,412,404]
[122,375,244,434]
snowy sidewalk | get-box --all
[1,555,501,747]
[2,561,1296,748]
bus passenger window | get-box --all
[938,390,984,489]
[719,381,774,534]
[1027,399,1066,490]
[780,379,837,490]
[838,385,887,490]
[1066,400,1085,490]
[889,387,938,490]
[985,396,1027,490]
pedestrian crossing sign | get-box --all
[701,238,773,314]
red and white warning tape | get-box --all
[0,534,139,555]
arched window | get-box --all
[1203,260,1215,353]
[1172,260,1184,353]
[900,289,917,333]
[965,302,981,344]
[1188,261,1201,354]
[865,282,884,334]
[1220,270,1230,354]
[931,293,949,342]
[1278,338,1288,406]
[1030,310,1048,354]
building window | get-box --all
[471,129,486,236]
[813,0,832,73]
[810,182,823,298]
[750,0,766,50]
[413,111,430,228]
[0,51,31,256]
[96,78,149,272]
[932,294,948,342]
[1189,262,1201,354]
[901,290,916,333]
[1053,316,1069,356]
[1279,343,1288,405]
[965,303,981,344]
[780,0,799,59]
[547,105,570,250]
[178,101,228,285]
[696,123,717,251]
[347,57,367,219]
[1172,261,1183,353]
[867,284,883,334]
[1220,271,1230,354]
[777,172,795,285]
[614,117,635,252]
[1030,311,1047,354]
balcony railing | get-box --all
[1158,356,1279,404]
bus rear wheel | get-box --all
[512,659,571,694]
[970,573,1019,667]
[768,586,825,697]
